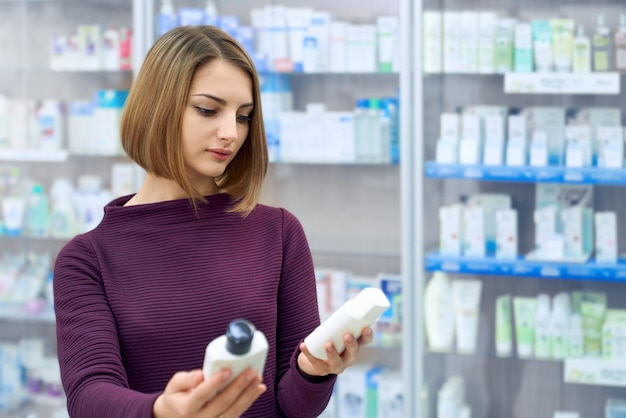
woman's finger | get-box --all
[185,369,232,412]
[200,368,263,415]
[219,376,267,418]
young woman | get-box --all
[53,26,373,418]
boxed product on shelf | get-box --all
[335,364,384,418]
[422,8,626,74]
[49,26,132,72]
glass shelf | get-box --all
[0,68,132,74]
[422,72,622,95]
[272,161,399,167]
[259,71,399,76]
[0,149,69,162]
[425,162,626,185]
[504,72,621,95]
[427,351,626,389]
[425,251,626,282]
[0,304,55,324]
[0,149,130,162]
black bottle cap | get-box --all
[225,319,254,355]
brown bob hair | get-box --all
[120,25,268,216]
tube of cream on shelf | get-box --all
[513,296,536,358]
[452,279,482,354]
[551,19,575,73]
[574,291,607,357]
[424,272,455,352]
[531,20,553,72]
[2,196,26,236]
[495,294,513,357]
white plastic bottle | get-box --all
[353,98,370,163]
[202,0,218,26]
[157,0,179,38]
[424,271,455,352]
[48,178,78,239]
[304,287,390,360]
[74,175,105,233]
[366,98,383,163]
[568,313,584,357]
[0,94,9,148]
[592,14,612,72]
[550,292,570,359]
[203,319,268,384]
[37,100,64,151]
[24,183,50,237]
[572,25,591,73]
[534,293,552,358]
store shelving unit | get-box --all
[408,0,626,417]
[426,162,626,184]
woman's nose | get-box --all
[217,114,238,143]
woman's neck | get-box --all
[126,174,218,206]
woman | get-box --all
[53,25,373,418]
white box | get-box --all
[423,11,442,73]
[336,365,384,418]
[463,205,486,257]
[346,24,377,73]
[506,115,527,166]
[459,12,479,73]
[595,212,618,263]
[378,369,403,418]
[329,21,348,73]
[111,163,136,197]
[440,204,462,256]
[496,209,518,259]
[443,12,462,73]
[483,114,505,166]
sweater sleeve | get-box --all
[275,209,336,417]
[53,235,159,418]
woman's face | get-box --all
[181,59,254,191]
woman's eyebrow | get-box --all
[192,93,253,109]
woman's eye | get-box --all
[237,114,252,124]
[195,106,216,117]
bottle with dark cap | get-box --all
[202,319,268,384]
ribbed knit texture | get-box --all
[53,193,335,418]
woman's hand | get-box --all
[297,326,374,377]
[153,368,266,418]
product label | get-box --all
[565,358,626,387]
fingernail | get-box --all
[221,369,232,381]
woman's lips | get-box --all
[207,149,231,161]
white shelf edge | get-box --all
[0,149,69,162]
[564,357,626,387]
[504,72,621,95]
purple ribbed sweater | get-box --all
[53,193,335,418]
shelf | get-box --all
[428,351,626,389]
[0,304,55,324]
[504,72,620,95]
[259,71,399,76]
[427,350,564,363]
[425,251,626,282]
[0,234,69,242]
[0,149,69,162]
[0,68,132,74]
[422,73,622,95]
[272,161,398,167]
[425,162,626,185]
[0,149,128,162]
[564,358,626,388]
